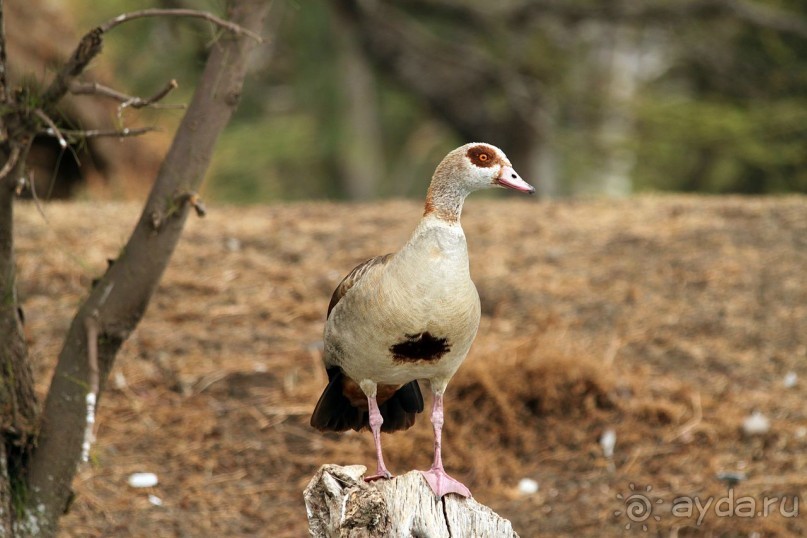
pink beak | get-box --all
[495,165,535,194]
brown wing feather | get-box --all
[326,253,393,318]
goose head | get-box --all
[425,142,535,221]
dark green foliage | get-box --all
[634,5,807,194]
[77,1,807,200]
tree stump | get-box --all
[304,464,519,538]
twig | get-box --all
[13,175,24,196]
[99,9,264,43]
[40,27,104,107]
[0,144,20,182]
[174,191,207,217]
[41,8,262,109]
[603,335,622,367]
[258,405,313,416]
[26,170,49,224]
[125,79,179,109]
[34,109,68,149]
[44,146,67,200]
[81,314,101,463]
[666,391,703,443]
[0,0,8,104]
[56,126,160,139]
[70,80,185,110]
[116,79,181,125]
[194,371,230,394]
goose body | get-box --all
[325,216,480,388]
[311,142,534,498]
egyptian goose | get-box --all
[311,142,534,498]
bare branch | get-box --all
[70,80,185,110]
[26,170,50,223]
[13,174,24,196]
[0,0,8,104]
[34,109,68,149]
[55,126,160,139]
[0,144,19,182]
[174,191,207,217]
[80,315,100,463]
[99,8,264,43]
[41,7,262,110]
[116,79,181,126]
[124,79,179,110]
[40,27,104,108]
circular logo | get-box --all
[614,483,663,531]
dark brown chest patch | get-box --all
[390,332,450,363]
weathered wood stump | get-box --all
[304,464,519,538]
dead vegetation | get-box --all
[13,195,807,536]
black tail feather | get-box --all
[310,368,365,432]
[310,368,424,433]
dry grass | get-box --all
[12,195,807,537]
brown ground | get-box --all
[12,195,807,537]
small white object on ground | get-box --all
[600,428,617,458]
[128,472,159,488]
[783,371,797,388]
[148,494,163,506]
[517,478,539,495]
[113,371,128,389]
[742,411,770,435]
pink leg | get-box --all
[364,395,392,481]
[420,393,472,498]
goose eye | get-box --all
[466,145,496,167]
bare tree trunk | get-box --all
[576,24,667,196]
[0,149,39,538]
[0,179,39,536]
[304,465,519,537]
[589,24,642,197]
[0,155,38,419]
[0,441,9,535]
[528,100,560,198]
[6,2,269,536]
[332,7,385,200]
[332,0,545,184]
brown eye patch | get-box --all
[467,145,496,168]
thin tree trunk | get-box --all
[17,2,269,536]
[0,440,9,534]
[0,0,35,529]
[0,148,39,536]
[528,101,560,198]
[332,6,384,200]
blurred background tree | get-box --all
[58,0,807,200]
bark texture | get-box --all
[304,464,519,538]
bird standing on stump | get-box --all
[311,142,535,498]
